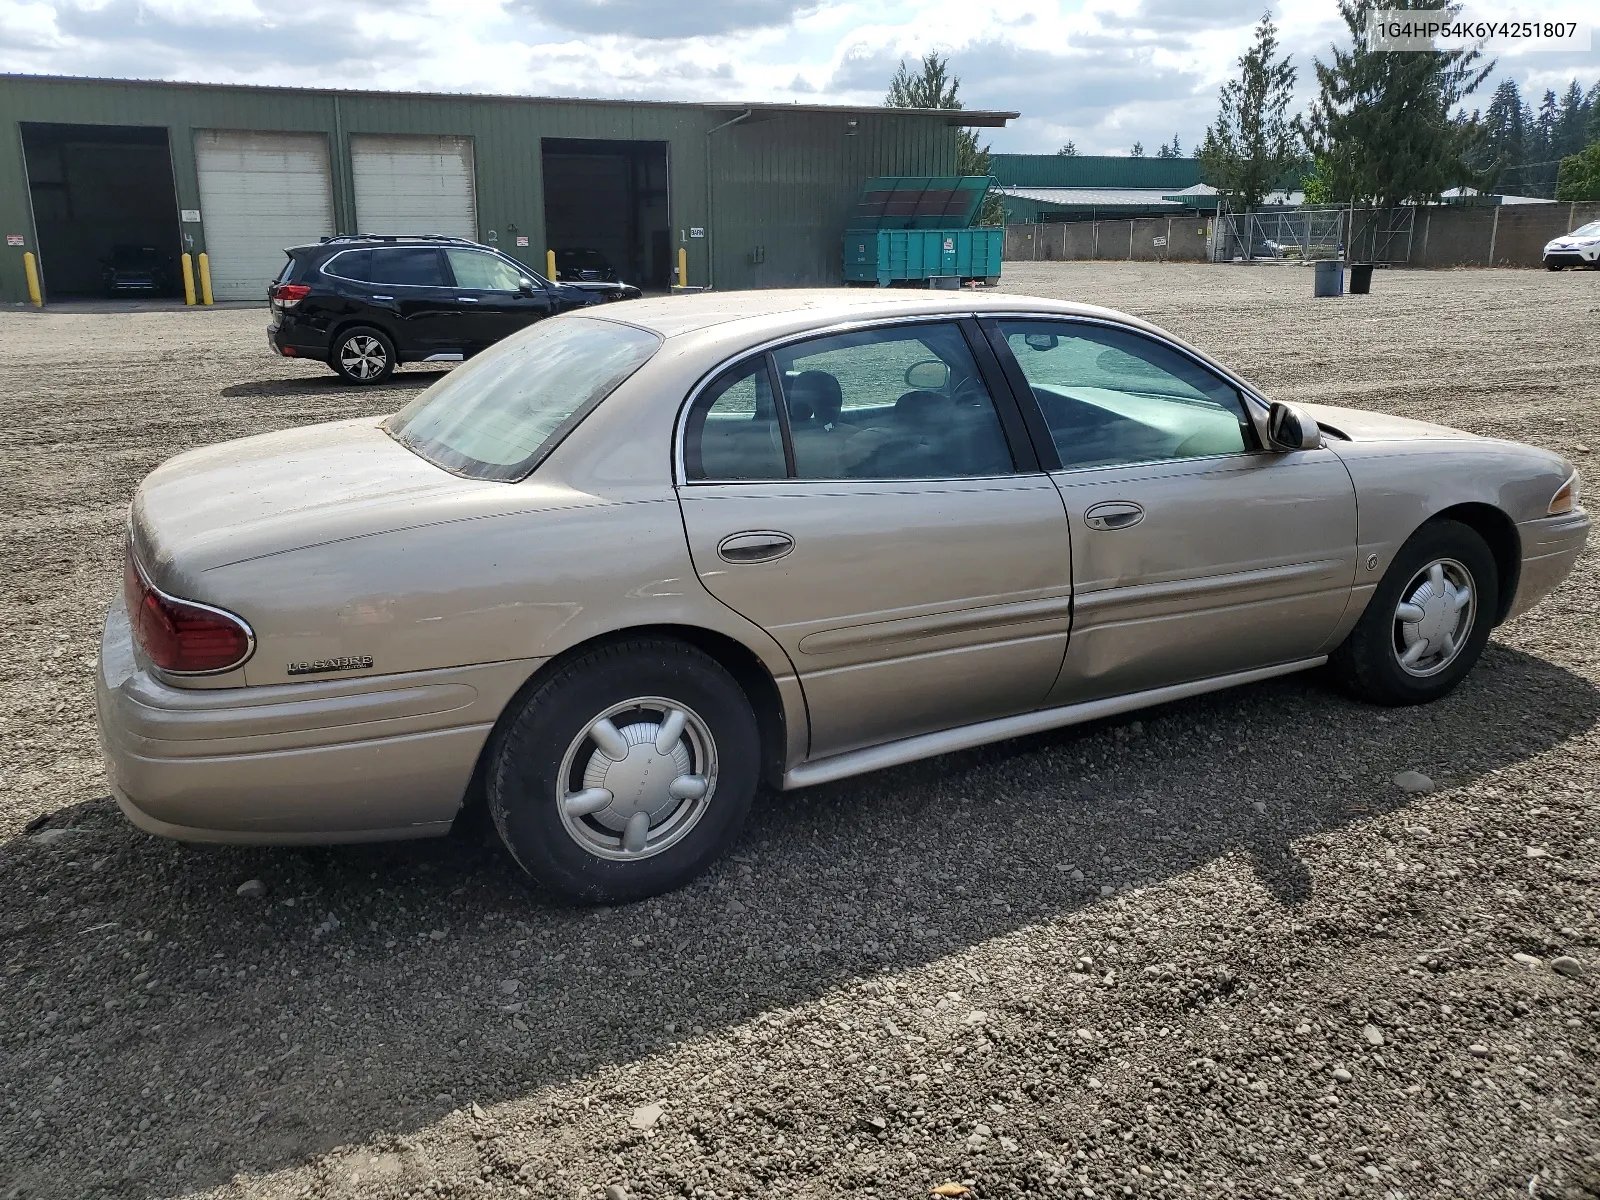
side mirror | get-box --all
[904,359,950,390]
[1266,401,1322,452]
[518,278,535,295]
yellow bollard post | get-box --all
[180,253,196,305]
[546,248,557,281]
[677,246,687,288]
[197,252,214,305]
[22,251,43,307]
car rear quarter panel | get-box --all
[189,344,809,763]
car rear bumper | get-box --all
[267,313,330,360]
[96,594,540,844]
[1507,510,1590,622]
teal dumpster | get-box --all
[842,176,1004,288]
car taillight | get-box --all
[124,555,254,674]
[269,283,311,306]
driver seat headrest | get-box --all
[788,371,844,425]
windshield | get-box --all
[384,316,660,482]
[1572,221,1600,237]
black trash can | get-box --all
[1349,263,1374,295]
[1314,259,1345,298]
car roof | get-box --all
[584,288,1155,345]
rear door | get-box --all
[983,316,1358,703]
[358,246,458,357]
[676,319,1075,760]
[442,247,553,352]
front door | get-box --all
[676,320,1075,759]
[983,316,1358,703]
[443,247,554,353]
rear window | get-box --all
[385,316,661,482]
[369,247,448,286]
[324,248,374,281]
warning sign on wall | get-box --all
[5,235,23,247]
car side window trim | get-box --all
[978,314,1268,471]
[676,316,1040,486]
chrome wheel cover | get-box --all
[1392,557,1475,678]
[339,335,387,380]
[556,697,717,861]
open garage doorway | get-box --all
[21,123,184,301]
[541,139,670,291]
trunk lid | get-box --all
[130,417,501,585]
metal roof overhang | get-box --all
[0,75,1018,125]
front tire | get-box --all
[1329,519,1499,706]
[487,639,760,903]
[330,326,395,385]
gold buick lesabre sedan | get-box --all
[99,291,1588,901]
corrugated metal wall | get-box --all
[710,110,958,288]
[990,154,1200,190]
[0,75,962,304]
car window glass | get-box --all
[369,247,447,287]
[997,320,1252,469]
[447,249,525,292]
[326,249,373,281]
[771,323,1015,479]
[683,359,786,481]
[386,317,660,482]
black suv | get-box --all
[268,235,642,384]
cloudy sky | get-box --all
[2,0,1596,153]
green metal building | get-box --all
[0,74,1015,305]
[988,154,1215,224]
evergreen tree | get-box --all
[1523,89,1561,194]
[1130,141,1145,157]
[1155,135,1183,158]
[1554,80,1589,158]
[1198,12,1304,209]
[884,52,1005,223]
[1056,141,1078,156]
[1305,0,1492,207]
[1481,79,1524,172]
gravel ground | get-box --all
[2,264,1598,1200]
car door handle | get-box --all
[717,531,795,564]
[456,296,479,302]
[371,294,394,301]
[1083,501,1145,531]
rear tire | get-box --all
[1329,519,1499,706]
[330,326,395,385]
[487,639,760,904]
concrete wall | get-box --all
[1404,202,1600,267]
[1004,215,1213,263]
[1009,203,1600,269]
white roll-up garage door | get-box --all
[194,131,335,301]
[351,135,477,240]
